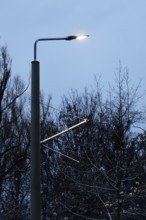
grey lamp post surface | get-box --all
[31,35,89,220]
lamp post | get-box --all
[31,34,89,220]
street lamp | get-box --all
[34,35,89,60]
[31,34,89,220]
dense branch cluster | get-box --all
[0,46,146,220]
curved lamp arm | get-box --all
[34,35,89,60]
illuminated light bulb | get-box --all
[66,34,89,41]
[76,35,89,40]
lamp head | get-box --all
[66,34,89,41]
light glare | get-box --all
[76,35,89,40]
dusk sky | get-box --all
[0,0,146,107]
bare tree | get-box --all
[0,46,30,219]
[49,67,146,220]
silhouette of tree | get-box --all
[0,46,30,219]
[50,68,146,220]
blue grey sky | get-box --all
[0,0,146,106]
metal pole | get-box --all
[30,34,89,220]
[31,61,41,220]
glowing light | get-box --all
[76,35,89,40]
[65,34,89,41]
